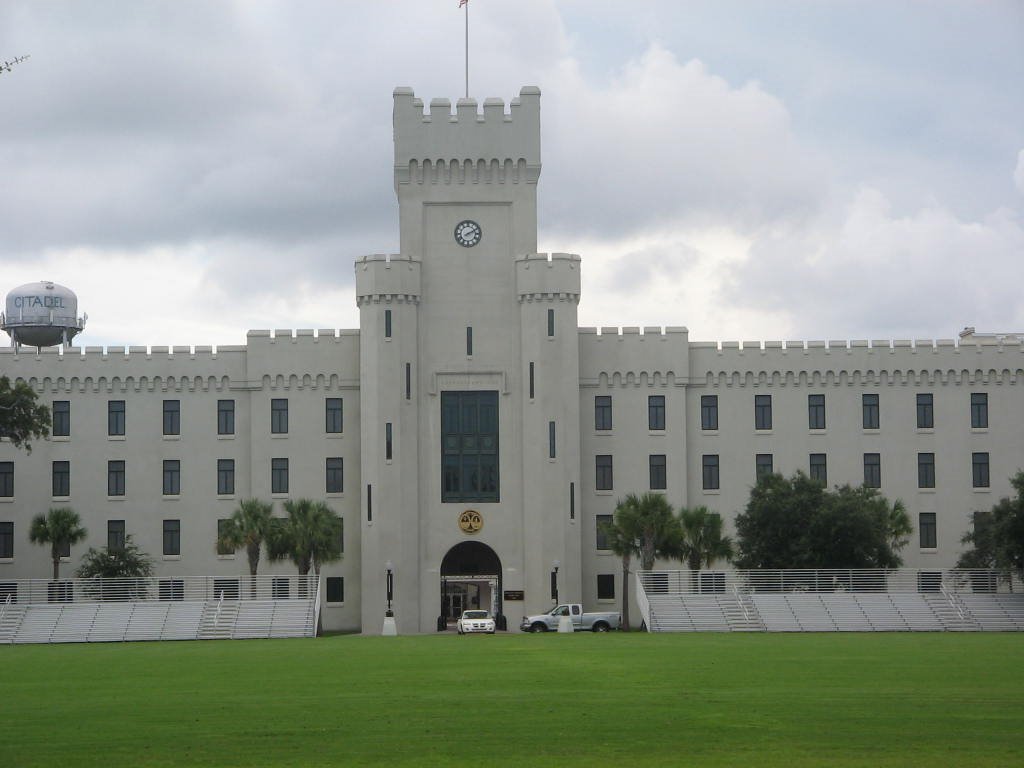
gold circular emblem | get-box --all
[458,509,483,534]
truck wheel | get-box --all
[591,622,609,632]
[530,622,548,633]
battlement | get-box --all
[354,254,422,305]
[516,253,581,299]
[393,87,541,186]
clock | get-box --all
[454,220,482,248]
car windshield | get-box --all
[463,611,489,619]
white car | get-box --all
[456,609,496,635]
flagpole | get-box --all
[464,1,469,98]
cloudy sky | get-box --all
[1,0,1022,348]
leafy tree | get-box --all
[735,472,911,569]
[958,472,1024,577]
[75,537,153,599]
[0,375,50,453]
[28,507,87,579]
[269,498,343,576]
[678,505,734,572]
[216,498,274,581]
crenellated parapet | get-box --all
[692,336,1024,387]
[516,253,581,303]
[393,87,541,187]
[354,254,422,306]
[579,326,690,386]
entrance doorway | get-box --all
[439,541,504,631]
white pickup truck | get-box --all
[519,603,622,633]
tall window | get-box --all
[702,454,719,490]
[919,512,937,548]
[326,457,344,494]
[547,308,555,337]
[326,398,343,433]
[0,521,12,558]
[162,519,181,556]
[701,395,718,430]
[108,460,126,497]
[597,574,615,600]
[755,453,773,480]
[596,514,612,550]
[862,393,879,430]
[918,453,935,489]
[754,394,772,430]
[217,459,235,495]
[271,399,289,434]
[271,458,289,494]
[809,453,827,483]
[384,309,392,339]
[595,396,612,431]
[52,400,70,437]
[595,455,613,491]
[107,520,126,550]
[441,391,499,502]
[529,362,535,399]
[217,400,235,435]
[108,400,125,436]
[163,460,181,496]
[0,462,13,497]
[863,453,881,488]
[385,422,393,461]
[466,327,473,356]
[649,455,667,490]
[326,577,345,603]
[972,452,990,488]
[808,394,826,430]
[971,393,988,429]
[163,400,180,436]
[916,393,934,429]
[548,421,556,459]
[52,460,70,497]
[648,395,665,431]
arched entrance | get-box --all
[439,541,504,631]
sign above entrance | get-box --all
[458,509,483,534]
[504,590,524,601]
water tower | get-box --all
[1,281,86,351]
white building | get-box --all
[1,87,1022,634]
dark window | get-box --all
[163,460,181,496]
[972,452,990,488]
[595,396,612,430]
[0,522,13,558]
[384,309,392,339]
[702,454,719,490]
[213,578,239,600]
[107,460,125,496]
[108,400,125,436]
[971,393,988,429]
[159,579,184,600]
[57,538,70,559]
[548,421,556,459]
[547,308,555,337]
[217,459,235,495]
[271,399,288,434]
[648,395,666,430]
[569,482,575,520]
[441,391,499,502]
[338,517,344,553]
[809,453,827,484]
[366,484,372,522]
[597,574,615,600]
[326,457,344,493]
[216,519,233,555]
[326,576,345,603]
[919,512,937,548]
[466,326,473,356]
[918,453,935,489]
[916,393,934,429]
[52,460,70,497]
[862,393,879,430]
[808,394,826,430]
[0,462,12,498]
[272,577,290,599]
[529,362,535,399]
[755,454,773,480]
[52,400,70,437]
[326,398,343,433]
[107,520,125,550]
[701,395,718,430]
[163,400,180,436]
[595,455,613,491]
[649,454,667,490]
[385,422,393,461]
[596,514,612,550]
[863,453,881,488]
[217,400,235,435]
[405,363,411,401]
[163,519,180,556]
[754,394,772,430]
[272,458,289,494]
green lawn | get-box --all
[2,632,1022,767]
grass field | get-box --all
[3,632,1023,767]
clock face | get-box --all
[454,220,482,248]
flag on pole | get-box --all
[459,0,468,7]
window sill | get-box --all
[919,547,938,554]
[216,494,236,501]
[217,434,236,440]
[162,495,181,501]
[702,489,721,495]
[326,492,345,499]
[594,430,613,436]
[596,598,616,604]
[596,549,613,556]
[51,435,70,442]
[970,427,989,434]
[0,498,13,504]
[0,557,12,564]
[51,496,70,503]
[325,601,346,606]
[107,496,126,502]
[162,435,181,441]
[647,430,666,437]
[862,429,880,435]
[754,429,773,435]
[162,555,181,561]
[809,429,827,436]
[917,488,936,494]
[272,494,289,500]
[217,554,236,561]
[595,490,614,496]
[108,435,126,441]
[548,457,557,463]
[271,434,289,439]
[916,428,934,435]
[972,487,991,493]
[326,433,345,439]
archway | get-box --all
[439,541,504,631]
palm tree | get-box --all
[602,499,641,631]
[29,507,87,580]
[632,492,682,571]
[678,505,734,592]
[270,498,343,577]
[217,498,274,598]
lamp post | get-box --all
[550,559,560,605]
[385,560,394,617]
